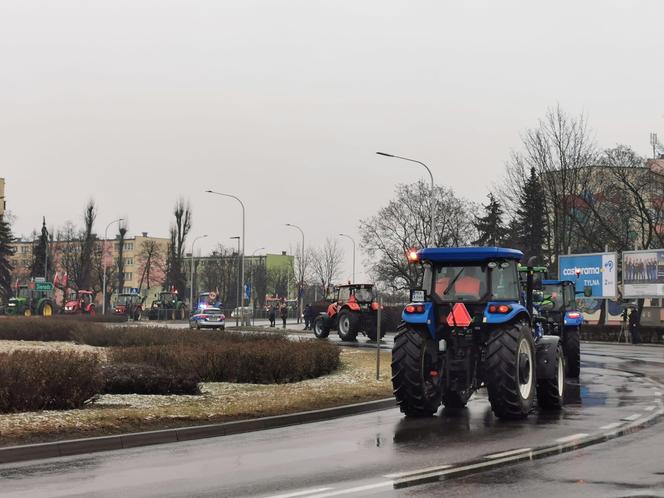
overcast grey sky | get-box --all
[1,0,663,282]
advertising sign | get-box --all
[623,249,664,298]
[558,252,618,298]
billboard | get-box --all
[623,249,664,298]
[558,252,618,298]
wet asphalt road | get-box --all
[0,343,662,498]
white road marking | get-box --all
[622,413,642,421]
[384,465,452,479]
[305,482,392,497]
[644,405,657,411]
[266,488,334,498]
[555,433,588,443]
[599,422,622,430]
[485,448,532,459]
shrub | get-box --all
[110,339,340,384]
[101,363,200,395]
[0,317,86,342]
[0,350,102,413]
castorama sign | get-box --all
[558,252,618,298]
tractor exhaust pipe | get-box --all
[526,256,537,324]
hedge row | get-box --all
[110,340,340,384]
[0,350,103,413]
[0,318,291,347]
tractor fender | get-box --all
[343,303,361,312]
[401,302,436,340]
[563,311,583,327]
[535,335,561,380]
[484,303,530,325]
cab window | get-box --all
[490,261,519,300]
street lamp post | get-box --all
[206,190,246,324]
[376,152,436,244]
[230,236,241,327]
[285,223,305,324]
[189,235,208,313]
[102,218,124,315]
[250,247,266,326]
[339,233,356,283]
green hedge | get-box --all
[0,350,102,413]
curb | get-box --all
[0,398,396,465]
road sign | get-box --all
[623,249,664,298]
[558,252,617,298]
[34,281,53,292]
[244,283,251,301]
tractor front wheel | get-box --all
[365,316,387,341]
[391,323,441,417]
[337,310,359,341]
[313,315,330,339]
[537,342,565,410]
[563,327,580,378]
[485,322,536,420]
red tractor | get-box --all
[113,293,145,321]
[312,284,387,341]
[63,290,96,315]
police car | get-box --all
[189,307,225,330]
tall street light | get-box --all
[189,234,208,312]
[285,223,304,324]
[339,233,356,283]
[206,190,246,324]
[102,218,124,315]
[376,152,436,244]
[230,236,241,327]
[250,247,266,325]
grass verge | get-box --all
[0,347,392,447]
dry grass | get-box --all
[0,347,392,446]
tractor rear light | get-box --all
[488,304,512,314]
[405,304,425,314]
[406,249,419,263]
[567,312,581,319]
[371,302,380,311]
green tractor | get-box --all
[147,290,187,320]
[6,281,57,317]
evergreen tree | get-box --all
[473,193,505,246]
[512,167,547,260]
[0,216,15,301]
[30,217,51,279]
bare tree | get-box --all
[359,180,476,291]
[137,240,165,293]
[116,221,128,294]
[501,106,596,264]
[78,200,97,290]
[310,238,344,293]
[165,199,192,297]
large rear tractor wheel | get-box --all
[313,315,330,339]
[337,310,359,341]
[563,327,580,378]
[537,342,565,410]
[485,322,536,420]
[391,323,442,417]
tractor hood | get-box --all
[63,300,80,311]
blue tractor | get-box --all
[537,279,583,378]
[391,247,565,419]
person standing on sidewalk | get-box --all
[268,305,276,328]
[629,307,641,344]
[280,303,288,329]
[303,304,313,330]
